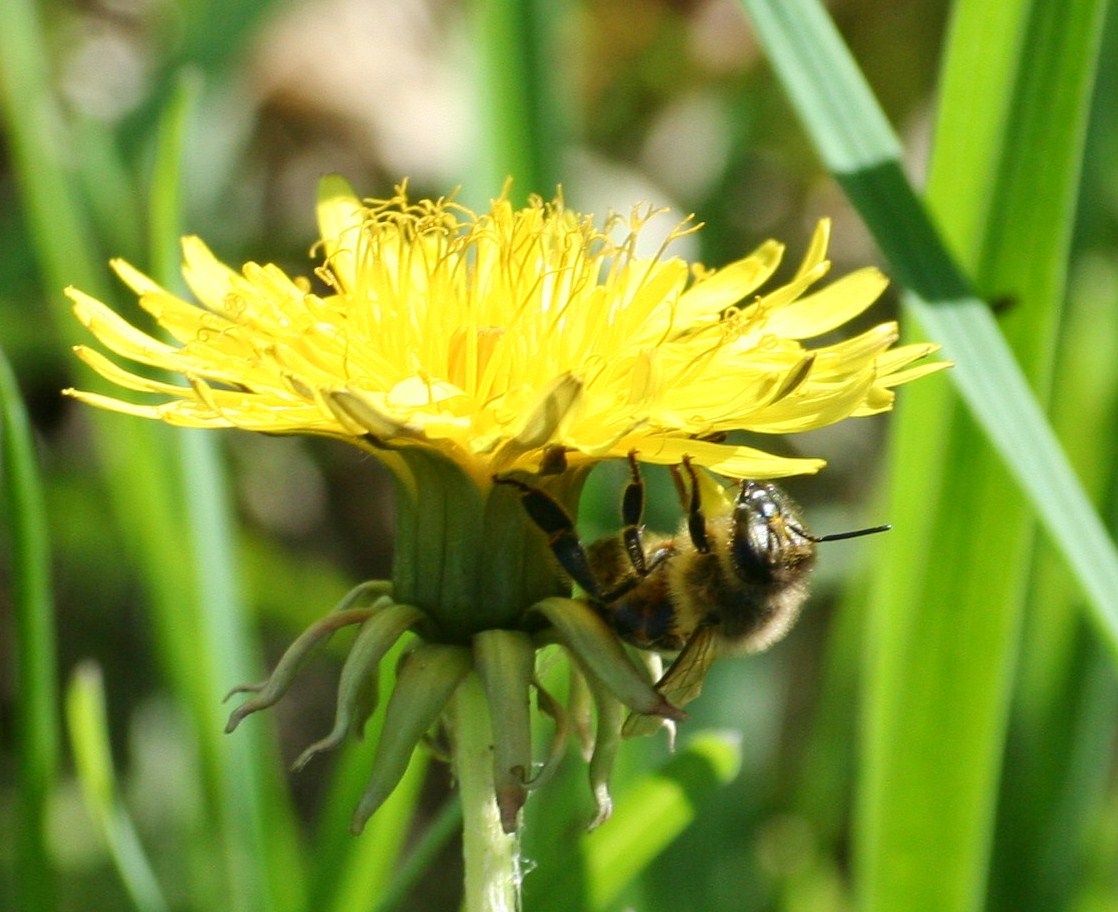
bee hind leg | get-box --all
[493,475,605,599]
[620,451,649,575]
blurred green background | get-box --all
[3,0,1118,910]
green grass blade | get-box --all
[739,3,1110,911]
[988,123,1118,909]
[0,0,103,291]
[66,662,171,912]
[921,8,1110,906]
[146,72,306,912]
[320,754,431,912]
[0,3,195,909]
[525,731,742,912]
[468,0,572,201]
[374,797,463,912]
[919,0,1031,254]
[1,345,58,912]
[0,0,207,714]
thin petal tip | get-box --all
[317,173,359,205]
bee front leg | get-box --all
[672,456,711,554]
[598,454,673,603]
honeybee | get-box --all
[497,453,888,730]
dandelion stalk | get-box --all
[454,674,522,912]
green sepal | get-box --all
[224,590,387,733]
[621,651,676,742]
[532,597,685,722]
[582,666,624,830]
[566,663,595,760]
[473,629,535,833]
[528,676,569,792]
[350,643,472,834]
[292,601,426,771]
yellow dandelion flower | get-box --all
[64,177,946,842]
[66,176,940,487]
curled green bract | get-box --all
[223,581,395,733]
[581,666,625,830]
[223,584,688,834]
[531,597,687,723]
[292,601,428,771]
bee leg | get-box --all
[493,476,606,600]
[672,456,711,554]
[598,452,675,603]
[620,451,649,575]
[590,456,675,603]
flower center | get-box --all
[447,324,506,397]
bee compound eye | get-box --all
[731,511,782,580]
[741,483,779,518]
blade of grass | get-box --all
[2,2,307,908]
[740,2,1111,911]
[312,634,429,912]
[914,0,1029,258]
[468,0,573,202]
[0,0,103,291]
[881,2,1106,910]
[66,662,171,912]
[0,0,206,745]
[323,750,432,912]
[1,345,58,912]
[73,117,144,257]
[374,796,463,912]
[147,71,306,912]
[989,248,1118,907]
[0,3,215,908]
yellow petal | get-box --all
[180,236,242,314]
[65,183,946,482]
[761,268,889,340]
[613,434,826,479]
[66,287,180,365]
[792,218,831,281]
[74,346,189,396]
[673,241,784,326]
[316,174,365,293]
[110,259,164,296]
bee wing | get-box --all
[622,625,720,738]
[654,624,720,709]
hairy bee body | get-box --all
[586,481,816,659]
[498,456,883,722]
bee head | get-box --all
[730,481,816,583]
[729,480,892,584]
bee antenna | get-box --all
[807,523,892,543]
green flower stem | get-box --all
[454,673,522,912]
